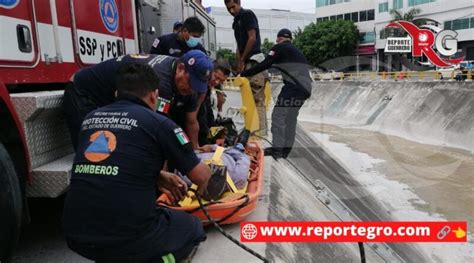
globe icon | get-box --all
[242,224,258,240]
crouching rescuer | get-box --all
[62,63,211,262]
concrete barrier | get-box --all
[292,81,474,152]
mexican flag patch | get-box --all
[174,128,190,145]
[157,97,171,114]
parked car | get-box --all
[456,61,474,81]
[313,70,344,80]
[437,65,460,80]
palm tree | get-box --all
[386,8,422,37]
[389,8,421,22]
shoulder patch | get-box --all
[152,39,160,48]
[174,128,190,145]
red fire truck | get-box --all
[0,0,216,261]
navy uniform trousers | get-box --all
[67,208,205,263]
[271,84,308,157]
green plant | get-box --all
[293,20,359,66]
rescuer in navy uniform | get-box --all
[63,63,211,262]
[150,16,207,57]
[240,29,312,159]
[63,51,213,150]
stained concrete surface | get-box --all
[302,122,474,228]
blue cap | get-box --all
[182,50,213,94]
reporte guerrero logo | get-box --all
[384,20,464,68]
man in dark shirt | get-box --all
[241,29,313,159]
[197,61,231,145]
[225,0,268,135]
[150,17,207,57]
[173,21,183,33]
[63,51,213,150]
[63,63,211,262]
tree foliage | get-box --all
[216,48,235,61]
[293,20,359,66]
[262,38,274,55]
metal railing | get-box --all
[317,69,473,81]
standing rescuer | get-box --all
[63,51,213,150]
[150,16,207,57]
[224,0,268,135]
[62,63,211,262]
[240,29,312,159]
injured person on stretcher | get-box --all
[176,143,251,201]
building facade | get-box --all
[315,0,377,71]
[315,0,474,71]
[209,7,316,51]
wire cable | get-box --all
[191,189,271,263]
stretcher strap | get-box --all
[211,146,225,165]
[180,184,198,207]
[226,174,240,193]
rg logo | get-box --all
[386,20,464,67]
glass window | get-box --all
[337,14,343,20]
[316,0,327,7]
[360,10,367,22]
[380,29,386,39]
[344,13,351,20]
[379,2,389,13]
[444,21,452,30]
[471,17,474,28]
[323,17,329,21]
[317,18,324,23]
[409,0,436,7]
[368,9,375,20]
[452,18,470,30]
[330,15,337,21]
[351,12,359,22]
[330,0,336,4]
[360,32,375,44]
[393,0,403,9]
[366,32,375,43]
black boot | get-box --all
[282,147,292,158]
[264,147,283,159]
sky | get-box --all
[202,0,316,14]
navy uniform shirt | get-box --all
[73,54,198,126]
[232,8,261,58]
[149,33,207,57]
[63,95,200,244]
[241,41,312,98]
